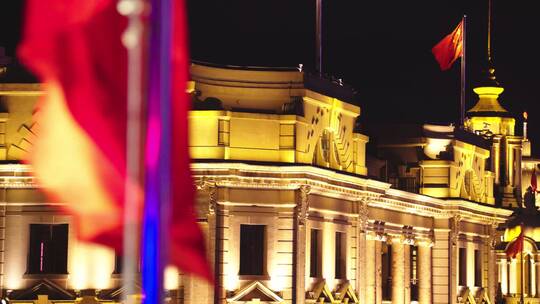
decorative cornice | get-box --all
[192,162,512,225]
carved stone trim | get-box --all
[297,185,311,225]
[358,197,369,232]
[196,178,218,215]
[451,214,461,246]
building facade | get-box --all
[0,58,538,304]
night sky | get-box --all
[2,1,540,155]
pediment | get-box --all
[228,281,283,303]
[9,278,75,300]
[306,280,334,303]
[334,281,359,303]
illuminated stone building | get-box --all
[0,52,538,304]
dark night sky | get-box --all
[1,1,540,155]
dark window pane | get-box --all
[335,232,345,279]
[382,243,392,301]
[474,250,482,287]
[310,229,321,277]
[239,225,265,275]
[27,224,68,274]
[459,248,467,286]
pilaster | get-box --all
[418,244,432,304]
[487,224,498,303]
[376,240,383,304]
[294,185,310,304]
[392,240,406,304]
[432,228,453,304]
[357,199,369,304]
[366,238,376,304]
[404,244,411,304]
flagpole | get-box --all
[143,0,173,302]
[316,0,322,75]
[460,15,467,128]
[521,236,524,304]
[118,0,145,302]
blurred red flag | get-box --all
[18,0,210,279]
[432,20,463,71]
[505,225,524,259]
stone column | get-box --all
[358,200,369,304]
[536,258,540,298]
[294,185,310,304]
[392,240,406,304]
[510,259,518,295]
[189,180,218,304]
[487,225,498,303]
[500,258,508,295]
[418,245,432,304]
[0,204,5,297]
[531,259,536,297]
[404,244,411,304]
[376,241,383,304]
[432,227,454,304]
[366,238,376,304]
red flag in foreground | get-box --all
[432,20,464,71]
[532,167,537,192]
[505,225,524,259]
[18,0,210,279]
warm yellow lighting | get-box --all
[269,267,286,292]
[424,138,451,159]
[164,265,179,290]
[70,242,115,290]
[225,273,239,291]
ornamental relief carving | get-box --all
[451,214,461,246]
[195,178,218,215]
[358,197,370,232]
[297,185,311,225]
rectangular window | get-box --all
[27,224,68,274]
[474,249,482,287]
[410,245,419,301]
[335,232,346,279]
[459,247,467,286]
[239,224,265,276]
[310,229,322,277]
[382,243,392,301]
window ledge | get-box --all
[238,275,271,281]
[23,273,69,280]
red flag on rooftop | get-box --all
[432,20,464,71]
[505,225,524,259]
[18,0,210,279]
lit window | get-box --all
[410,245,419,301]
[27,224,68,274]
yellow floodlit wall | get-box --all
[188,64,369,175]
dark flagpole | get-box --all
[460,15,467,128]
[316,0,322,75]
[521,236,524,304]
[143,0,173,302]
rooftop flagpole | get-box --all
[460,15,467,128]
[316,0,322,75]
